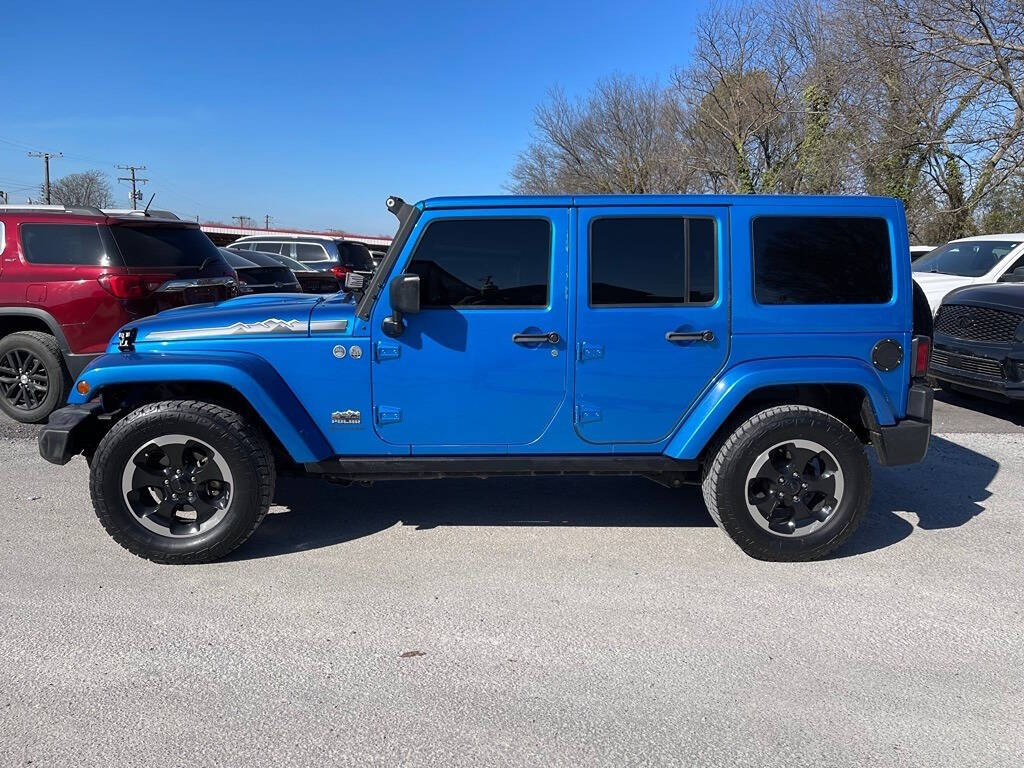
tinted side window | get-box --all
[295,243,328,262]
[590,217,716,305]
[232,241,254,250]
[253,242,282,254]
[408,219,551,308]
[753,216,892,305]
[21,224,112,266]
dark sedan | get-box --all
[219,248,302,294]
[930,282,1024,400]
[257,251,340,294]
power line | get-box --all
[116,164,149,210]
[264,214,272,230]
[232,216,251,228]
[27,151,62,204]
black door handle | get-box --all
[666,330,715,343]
[513,331,561,345]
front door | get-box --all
[371,209,569,449]
[574,206,730,444]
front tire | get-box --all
[702,405,871,561]
[90,400,274,564]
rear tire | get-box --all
[0,331,69,423]
[90,400,274,564]
[702,405,871,561]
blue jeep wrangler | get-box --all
[39,194,934,564]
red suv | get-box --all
[0,205,236,423]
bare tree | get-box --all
[49,170,115,208]
[507,75,690,194]
[508,0,1024,237]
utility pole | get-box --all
[116,165,148,210]
[28,151,62,204]
[232,216,250,228]
[264,214,271,230]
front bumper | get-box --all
[870,383,933,466]
[929,335,1024,400]
[38,402,104,465]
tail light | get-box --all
[330,265,351,280]
[97,274,171,300]
[912,335,931,377]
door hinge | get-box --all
[375,341,401,362]
[375,406,402,426]
[575,403,602,424]
[577,341,604,362]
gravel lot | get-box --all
[1,391,1022,767]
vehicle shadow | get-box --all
[833,435,997,557]
[232,475,711,561]
[232,435,996,561]
[934,386,1024,427]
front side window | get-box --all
[21,223,112,266]
[407,218,551,307]
[295,242,329,263]
[590,217,716,305]
[753,216,893,305]
[253,242,282,255]
[912,240,1021,278]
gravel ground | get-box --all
[0,394,1022,767]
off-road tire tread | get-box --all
[0,330,69,423]
[701,405,870,561]
[90,400,274,564]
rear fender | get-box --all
[664,357,898,460]
[69,351,333,463]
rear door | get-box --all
[574,206,730,444]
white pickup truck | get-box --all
[913,233,1024,314]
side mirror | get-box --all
[382,274,420,337]
[390,273,420,314]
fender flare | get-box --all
[0,307,71,353]
[664,357,898,461]
[67,350,333,463]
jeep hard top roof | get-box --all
[419,194,903,210]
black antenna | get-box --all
[143,192,156,215]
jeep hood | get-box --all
[116,293,353,348]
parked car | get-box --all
[40,193,933,565]
[909,245,936,261]
[0,205,236,423]
[369,249,388,268]
[219,248,301,294]
[252,250,340,294]
[230,235,376,281]
[929,282,1024,400]
[912,234,1024,313]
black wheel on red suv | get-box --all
[0,331,69,423]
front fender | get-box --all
[663,357,898,461]
[69,351,333,463]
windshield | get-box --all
[109,225,223,268]
[912,240,1021,277]
[339,241,376,270]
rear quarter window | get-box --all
[109,225,221,268]
[752,216,893,305]
[295,242,329,263]
[21,223,115,266]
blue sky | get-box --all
[1,1,701,234]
